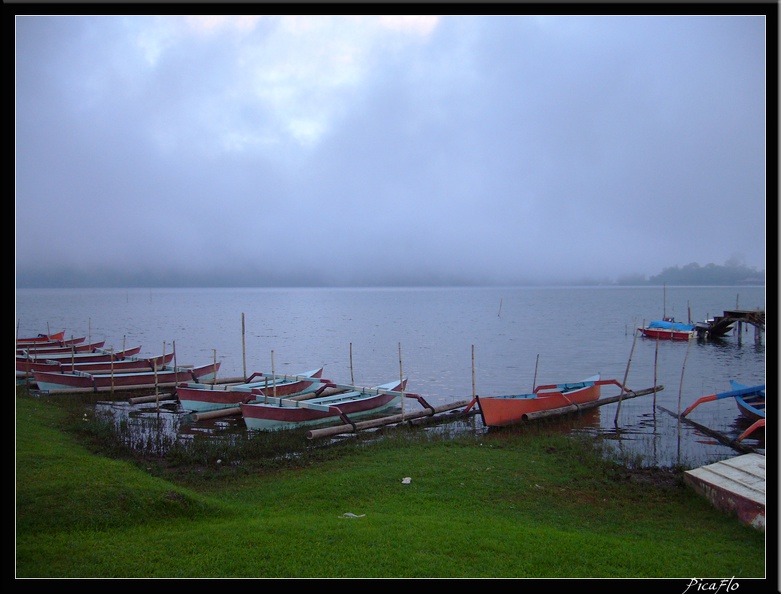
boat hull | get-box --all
[730,380,765,423]
[16,331,66,344]
[16,353,176,380]
[639,328,693,341]
[16,340,105,355]
[241,380,405,431]
[477,375,601,427]
[33,362,220,393]
[177,369,325,412]
[16,346,143,369]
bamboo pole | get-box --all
[614,327,638,424]
[524,386,663,421]
[306,400,473,440]
[399,342,405,419]
[110,347,115,397]
[241,313,246,381]
[271,350,277,398]
[653,334,660,408]
[471,345,476,400]
[677,338,692,417]
[350,343,354,385]
[154,358,160,413]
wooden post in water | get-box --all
[533,354,539,391]
[653,334,660,408]
[110,347,115,397]
[677,338,692,416]
[471,345,476,400]
[173,341,177,384]
[241,313,247,381]
[350,343,354,385]
[88,318,91,344]
[213,349,217,386]
[154,359,160,414]
[399,342,405,419]
[271,350,277,398]
[614,328,638,424]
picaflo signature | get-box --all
[683,578,739,594]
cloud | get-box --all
[15,15,767,288]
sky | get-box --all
[15,14,769,288]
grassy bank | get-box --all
[15,388,766,580]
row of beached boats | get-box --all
[16,330,221,393]
[16,330,765,439]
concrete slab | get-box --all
[684,453,766,531]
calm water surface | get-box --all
[15,286,767,469]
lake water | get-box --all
[15,285,767,469]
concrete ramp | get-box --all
[684,453,765,531]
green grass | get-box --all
[15,388,766,579]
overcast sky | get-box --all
[15,15,768,288]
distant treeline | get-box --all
[617,262,765,286]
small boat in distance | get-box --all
[638,317,695,341]
[476,374,626,427]
[240,379,408,431]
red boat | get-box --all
[33,361,221,393]
[16,340,106,355]
[475,374,625,427]
[638,318,695,341]
[16,331,66,344]
[16,352,176,380]
[177,368,326,412]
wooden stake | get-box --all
[677,338,693,417]
[271,350,277,398]
[350,342,354,385]
[533,354,539,391]
[614,327,638,424]
[242,313,247,381]
[653,334,660,408]
[213,349,217,386]
[471,345,476,399]
[399,342,405,419]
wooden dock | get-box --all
[695,308,765,342]
[684,453,765,531]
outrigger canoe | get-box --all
[476,374,626,427]
[16,340,106,355]
[16,331,66,344]
[682,380,765,442]
[16,352,176,381]
[16,345,143,367]
[33,361,221,393]
[240,379,408,431]
[177,368,327,412]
